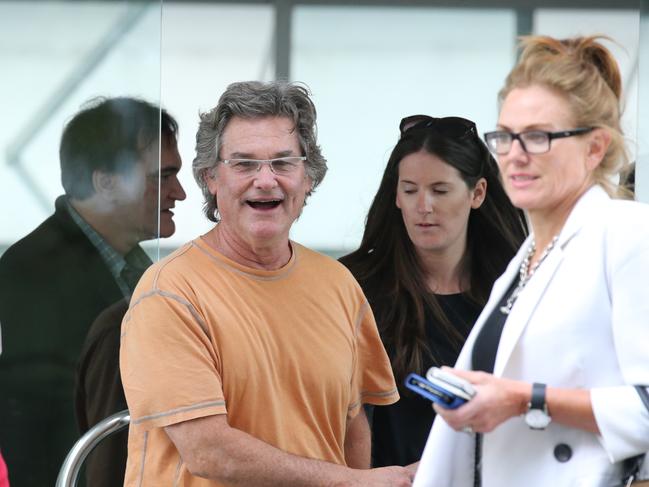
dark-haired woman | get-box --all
[340,115,527,467]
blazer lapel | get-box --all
[492,186,607,376]
[493,245,564,376]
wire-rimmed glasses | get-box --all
[220,156,306,176]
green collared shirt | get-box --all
[64,198,152,298]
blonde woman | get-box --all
[415,36,649,487]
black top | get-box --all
[469,278,520,487]
[472,278,518,373]
[370,293,481,467]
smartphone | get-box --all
[426,367,476,398]
[404,369,475,409]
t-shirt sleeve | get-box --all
[349,300,399,416]
[120,288,227,431]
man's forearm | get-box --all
[344,408,371,469]
[210,429,360,486]
[166,414,362,486]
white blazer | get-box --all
[414,186,649,487]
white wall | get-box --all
[0,2,645,256]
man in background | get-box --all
[0,97,185,486]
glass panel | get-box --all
[290,6,517,255]
[638,2,649,202]
[159,3,275,257]
[0,1,162,485]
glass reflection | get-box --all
[637,2,649,202]
[0,2,164,486]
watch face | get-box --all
[525,409,551,429]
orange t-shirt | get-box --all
[120,238,398,486]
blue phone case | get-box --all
[404,373,469,409]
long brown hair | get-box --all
[340,126,527,384]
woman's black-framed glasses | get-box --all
[483,127,594,155]
[399,115,477,139]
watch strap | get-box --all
[530,382,547,410]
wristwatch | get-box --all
[525,382,551,430]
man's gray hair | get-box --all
[193,81,328,222]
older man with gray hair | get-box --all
[120,81,413,486]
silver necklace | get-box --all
[500,235,559,315]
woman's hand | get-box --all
[432,368,530,434]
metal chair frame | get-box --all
[56,409,130,487]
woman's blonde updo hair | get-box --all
[499,35,629,196]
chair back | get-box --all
[56,409,130,487]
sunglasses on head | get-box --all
[399,115,477,139]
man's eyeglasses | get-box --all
[483,127,594,155]
[399,115,477,139]
[220,156,306,176]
